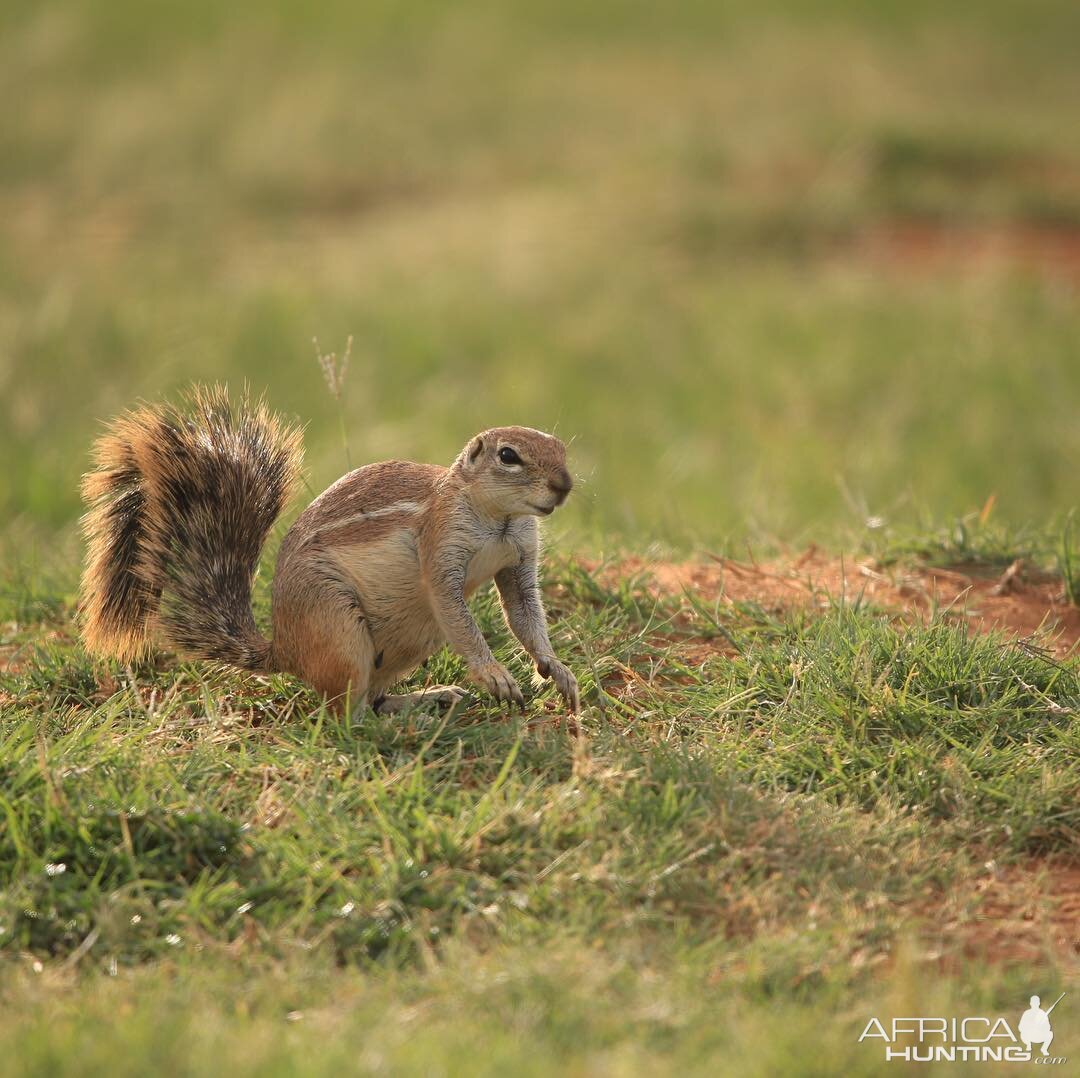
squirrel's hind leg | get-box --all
[271,578,375,716]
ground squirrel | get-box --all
[80,386,579,714]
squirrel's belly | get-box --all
[326,533,442,686]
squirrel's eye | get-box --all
[498,447,523,466]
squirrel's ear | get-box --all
[466,435,485,466]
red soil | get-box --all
[600,550,1080,657]
[859,221,1080,284]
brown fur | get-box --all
[80,386,303,667]
[81,397,580,716]
[80,428,162,660]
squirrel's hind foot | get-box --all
[373,685,470,715]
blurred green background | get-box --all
[3,0,1079,548]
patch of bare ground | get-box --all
[857,221,1080,284]
[926,860,1080,971]
[598,549,1080,658]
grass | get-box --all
[0,555,1076,1072]
[2,0,1079,1072]
[3,947,1053,1077]
[4,0,1080,543]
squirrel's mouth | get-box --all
[528,503,556,516]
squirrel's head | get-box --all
[453,426,573,519]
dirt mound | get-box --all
[601,550,1080,657]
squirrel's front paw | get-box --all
[536,656,580,713]
[470,661,525,709]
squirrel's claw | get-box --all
[537,657,580,713]
[472,661,525,710]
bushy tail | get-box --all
[80,386,303,670]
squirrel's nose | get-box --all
[548,469,573,502]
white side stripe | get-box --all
[309,501,423,538]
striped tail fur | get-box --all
[80,386,303,670]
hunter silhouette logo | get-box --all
[1019,994,1063,1057]
[859,992,1067,1064]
